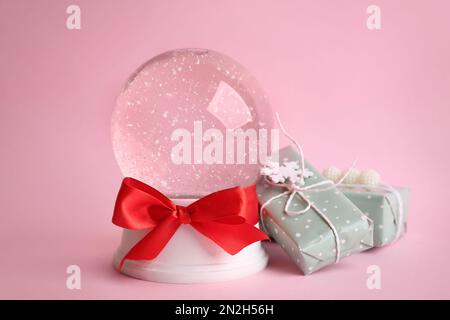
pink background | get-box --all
[1,0,449,299]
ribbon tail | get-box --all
[192,221,268,255]
[119,215,180,270]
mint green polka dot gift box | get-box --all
[257,146,374,275]
[338,186,410,247]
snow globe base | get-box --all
[113,198,268,283]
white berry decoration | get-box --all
[342,168,360,184]
[322,166,342,183]
[359,169,380,186]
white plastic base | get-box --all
[113,198,268,283]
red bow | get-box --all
[113,177,268,270]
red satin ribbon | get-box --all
[113,177,268,270]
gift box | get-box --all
[257,146,374,275]
[338,185,410,247]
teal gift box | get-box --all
[257,146,373,275]
[338,185,410,247]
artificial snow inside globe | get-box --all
[111,48,275,283]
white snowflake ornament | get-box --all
[279,161,302,184]
[266,170,285,184]
[301,168,314,178]
[260,161,279,176]
[261,160,314,185]
[260,161,284,183]
[283,161,300,172]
